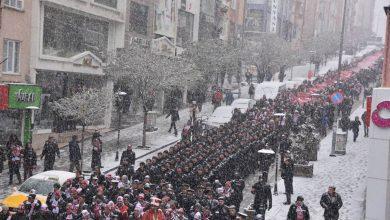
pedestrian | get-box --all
[212,89,223,111]
[251,176,272,218]
[91,138,102,170]
[320,186,343,220]
[22,142,37,181]
[225,89,234,106]
[361,111,369,137]
[249,84,255,99]
[350,116,361,142]
[69,135,81,172]
[281,157,294,205]
[287,196,310,220]
[167,107,180,136]
[8,144,22,185]
[188,101,199,124]
[41,137,60,171]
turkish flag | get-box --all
[0,85,9,110]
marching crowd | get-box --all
[0,51,381,219]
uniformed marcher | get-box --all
[69,135,81,172]
[22,142,37,181]
[251,176,272,218]
[41,137,60,171]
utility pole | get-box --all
[330,0,348,156]
[238,0,248,98]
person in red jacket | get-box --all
[142,197,165,220]
[212,89,223,111]
[116,196,129,220]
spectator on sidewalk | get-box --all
[249,84,255,99]
[22,142,37,181]
[225,89,234,106]
[69,135,81,172]
[41,137,60,171]
[212,89,223,111]
[320,186,343,220]
[350,116,361,142]
[166,107,180,136]
[8,144,22,185]
[361,111,369,137]
[251,176,272,217]
[287,196,310,220]
[91,138,102,170]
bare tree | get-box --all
[105,45,200,148]
[51,88,109,170]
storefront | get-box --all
[0,84,42,145]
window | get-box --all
[4,0,23,10]
[2,40,20,73]
[42,6,109,62]
[94,0,117,8]
[129,2,149,35]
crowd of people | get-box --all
[0,51,382,219]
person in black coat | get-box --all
[350,116,361,142]
[68,135,81,172]
[287,196,310,220]
[0,145,5,173]
[361,111,369,137]
[166,107,180,136]
[281,157,294,205]
[41,137,60,171]
[320,186,343,220]
[91,138,102,170]
[120,144,136,177]
[251,176,272,217]
[22,142,37,181]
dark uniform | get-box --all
[166,108,180,136]
[320,192,343,220]
[68,137,81,172]
[41,138,60,171]
[281,158,294,204]
[22,144,37,181]
[252,180,272,217]
[120,147,136,177]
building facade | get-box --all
[0,0,34,143]
[29,0,126,132]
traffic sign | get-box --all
[331,92,344,105]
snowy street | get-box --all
[240,106,369,220]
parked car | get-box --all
[1,170,75,209]
[231,98,256,113]
[206,106,234,128]
[254,82,287,100]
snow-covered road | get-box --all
[241,106,369,220]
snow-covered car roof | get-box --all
[29,170,76,185]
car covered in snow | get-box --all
[206,106,234,128]
[1,170,75,209]
[231,98,256,113]
[254,82,286,100]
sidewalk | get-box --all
[240,106,369,220]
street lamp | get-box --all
[258,148,275,182]
[115,91,127,161]
[26,106,39,144]
[272,112,285,195]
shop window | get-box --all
[4,0,23,10]
[2,40,20,74]
[129,2,148,35]
[42,6,109,62]
[94,0,117,8]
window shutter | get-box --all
[2,40,7,72]
[14,41,20,73]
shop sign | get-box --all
[8,84,42,109]
[372,101,390,128]
[155,0,176,38]
[0,85,9,110]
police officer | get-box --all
[41,137,60,171]
[282,157,294,205]
[251,176,272,218]
[69,135,81,172]
[22,142,37,181]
